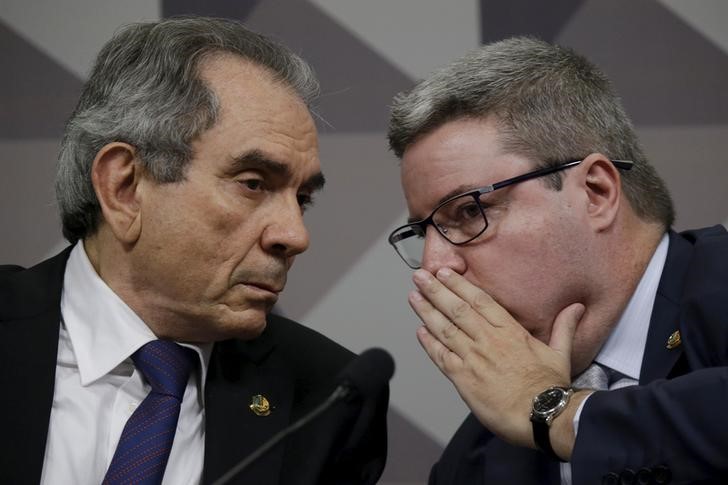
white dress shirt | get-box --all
[561,234,669,485]
[40,243,212,485]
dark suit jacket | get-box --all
[429,226,728,485]
[0,248,388,485]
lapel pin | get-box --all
[250,394,271,416]
[666,330,681,350]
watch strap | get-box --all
[532,419,565,462]
[530,386,572,462]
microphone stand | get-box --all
[211,385,350,485]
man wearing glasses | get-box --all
[388,37,727,484]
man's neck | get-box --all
[570,221,665,375]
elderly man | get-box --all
[387,37,727,484]
[0,17,387,485]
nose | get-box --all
[261,196,310,258]
[420,226,466,274]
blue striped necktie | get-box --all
[103,340,196,485]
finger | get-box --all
[409,289,469,355]
[548,303,585,359]
[416,325,464,376]
[413,269,482,339]
[434,268,515,329]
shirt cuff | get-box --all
[572,391,594,436]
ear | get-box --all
[579,153,623,232]
[91,142,144,244]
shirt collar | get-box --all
[595,234,669,380]
[61,243,212,390]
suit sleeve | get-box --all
[572,367,728,484]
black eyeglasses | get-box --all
[388,159,633,269]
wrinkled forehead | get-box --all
[186,54,322,187]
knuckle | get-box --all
[441,352,459,374]
[436,347,450,367]
[471,293,492,314]
[449,301,471,321]
[461,352,482,376]
[442,321,459,340]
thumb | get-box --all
[548,303,585,357]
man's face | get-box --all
[132,54,322,342]
[400,117,592,342]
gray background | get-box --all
[2,1,727,483]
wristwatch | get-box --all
[530,386,573,462]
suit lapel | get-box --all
[203,325,293,485]
[640,231,692,383]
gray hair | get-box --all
[56,16,320,242]
[388,36,674,228]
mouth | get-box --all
[241,281,284,298]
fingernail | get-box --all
[413,270,431,285]
[409,290,424,302]
[436,268,453,280]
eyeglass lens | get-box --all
[390,193,487,268]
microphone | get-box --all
[211,348,394,485]
[336,347,395,401]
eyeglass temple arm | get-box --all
[488,159,632,192]
[611,160,633,170]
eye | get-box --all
[238,176,265,192]
[457,201,482,220]
[439,198,482,225]
[297,193,315,212]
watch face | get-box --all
[534,388,565,413]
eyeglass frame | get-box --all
[388,159,634,269]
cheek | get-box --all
[154,187,243,252]
[461,214,577,330]
[140,196,241,285]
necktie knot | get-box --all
[572,362,611,390]
[132,340,196,400]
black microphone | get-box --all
[211,348,395,485]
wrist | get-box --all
[530,386,573,461]
[548,389,591,461]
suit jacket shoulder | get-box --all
[573,225,728,484]
[260,313,357,388]
[0,249,71,485]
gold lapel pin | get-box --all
[250,394,271,416]
[666,330,681,350]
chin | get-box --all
[230,320,268,341]
[176,308,268,343]
[223,309,269,341]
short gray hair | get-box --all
[56,16,320,242]
[388,36,674,228]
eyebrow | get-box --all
[303,172,326,193]
[227,149,326,192]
